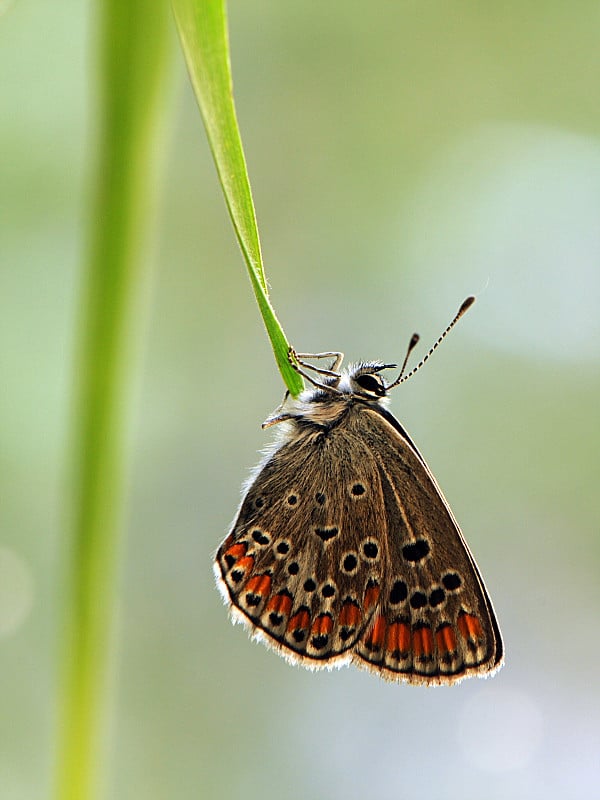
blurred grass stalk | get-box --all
[172,0,303,396]
[54,2,172,799]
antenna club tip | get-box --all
[459,296,476,315]
[410,333,420,347]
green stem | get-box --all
[53,3,171,799]
[172,0,304,396]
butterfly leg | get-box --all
[262,391,295,428]
[292,351,344,375]
[288,348,342,394]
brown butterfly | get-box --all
[215,298,503,684]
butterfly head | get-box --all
[340,362,397,400]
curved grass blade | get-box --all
[172,0,303,396]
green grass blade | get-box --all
[172,0,304,396]
[53,2,172,799]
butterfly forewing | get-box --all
[351,406,502,683]
[216,426,387,664]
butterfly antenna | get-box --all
[387,332,420,387]
[388,296,475,389]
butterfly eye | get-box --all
[354,373,386,396]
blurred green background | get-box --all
[2,2,600,798]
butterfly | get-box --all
[214,298,503,684]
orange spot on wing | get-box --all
[232,555,254,575]
[364,581,380,612]
[364,615,387,650]
[266,592,293,616]
[457,612,483,641]
[412,626,434,658]
[287,608,310,632]
[339,601,361,628]
[435,625,457,654]
[386,621,411,655]
[244,573,272,598]
[311,614,334,636]
[223,542,247,563]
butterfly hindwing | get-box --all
[216,425,386,664]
